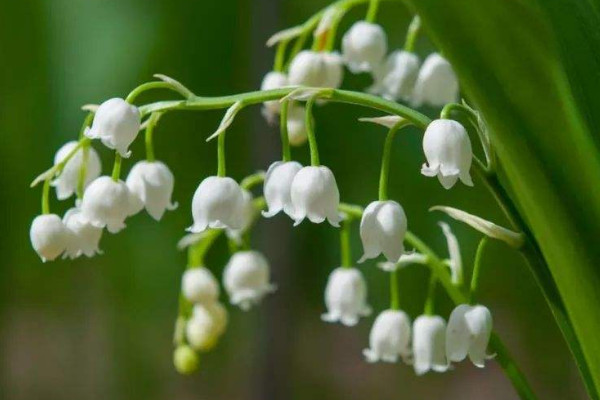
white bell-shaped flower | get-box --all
[52,141,101,200]
[446,304,493,368]
[288,50,344,88]
[80,176,139,233]
[342,21,387,73]
[182,268,220,305]
[262,161,303,218]
[223,251,276,310]
[226,189,255,242]
[186,302,228,351]
[193,302,228,335]
[85,98,141,157]
[187,176,244,233]
[421,119,473,189]
[290,166,342,227]
[321,267,371,326]
[287,102,308,146]
[363,309,412,363]
[260,71,288,123]
[369,51,420,101]
[30,214,69,262]
[126,160,178,221]
[413,314,450,375]
[359,200,407,263]
[412,53,459,107]
[63,207,103,259]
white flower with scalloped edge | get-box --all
[85,98,141,157]
[413,314,450,375]
[263,161,303,218]
[359,200,407,263]
[30,214,69,262]
[412,53,459,107]
[80,176,140,234]
[342,21,387,74]
[126,160,178,221]
[182,268,220,305]
[290,165,341,227]
[223,251,276,311]
[363,309,412,363]
[260,71,288,123]
[187,176,244,233]
[446,304,493,368]
[288,50,344,88]
[52,141,101,200]
[322,267,371,326]
[63,207,103,259]
[421,119,473,189]
[369,50,420,102]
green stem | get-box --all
[340,219,352,267]
[324,8,347,51]
[279,100,292,162]
[378,121,405,200]
[126,81,188,104]
[111,153,122,181]
[403,15,421,52]
[470,237,489,304]
[240,172,266,190]
[217,131,226,177]
[76,144,89,199]
[79,112,94,139]
[305,96,320,166]
[274,40,289,72]
[41,179,50,214]
[390,268,400,310]
[423,272,437,315]
[145,113,161,162]
[365,0,380,22]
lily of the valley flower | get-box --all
[342,21,387,73]
[182,268,220,305]
[421,119,473,189]
[80,176,139,233]
[85,98,141,157]
[446,304,493,368]
[359,200,407,263]
[322,267,371,326]
[412,53,459,107]
[290,166,342,227]
[30,214,69,262]
[263,161,303,218]
[126,160,178,221]
[226,189,255,242]
[260,71,288,123]
[412,314,450,375]
[223,251,276,310]
[63,207,103,259]
[363,309,412,363]
[186,301,228,351]
[287,102,308,146]
[52,141,101,200]
[188,176,244,233]
[369,51,420,101]
[288,50,344,88]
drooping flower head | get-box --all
[359,200,407,263]
[188,176,244,233]
[369,51,420,101]
[85,98,141,157]
[63,207,103,259]
[446,304,493,368]
[412,314,449,375]
[412,53,459,107]
[262,161,303,218]
[322,267,371,326]
[363,309,412,363]
[290,166,341,227]
[223,251,276,310]
[52,141,101,200]
[260,71,289,123]
[126,160,178,221]
[30,214,69,262]
[342,21,387,73]
[421,119,473,189]
[288,50,344,88]
[182,268,220,305]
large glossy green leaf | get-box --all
[407,0,600,398]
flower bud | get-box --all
[223,251,276,310]
[412,314,449,375]
[363,309,411,363]
[321,267,371,326]
[182,268,220,305]
[52,141,101,200]
[63,207,103,259]
[342,21,387,73]
[80,176,139,233]
[287,102,308,146]
[446,304,493,368]
[359,200,407,263]
[290,166,341,227]
[85,98,141,157]
[192,302,228,336]
[173,345,199,375]
[412,53,459,107]
[288,51,344,88]
[187,176,244,233]
[126,160,178,221]
[421,119,473,189]
[186,310,221,351]
[369,51,420,101]
[263,161,303,218]
[260,71,288,123]
[30,214,69,262]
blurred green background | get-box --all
[0,0,586,399]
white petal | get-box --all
[446,304,472,362]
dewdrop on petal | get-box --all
[412,53,459,107]
[187,176,244,233]
[413,314,450,375]
[126,160,178,221]
[290,166,342,227]
[342,21,387,73]
[223,251,276,310]
[321,267,371,326]
[182,268,220,305]
[359,200,407,263]
[84,98,141,157]
[363,309,412,363]
[63,207,103,259]
[446,304,493,368]
[263,161,303,218]
[52,141,101,200]
[30,214,69,262]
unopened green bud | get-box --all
[173,345,199,375]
